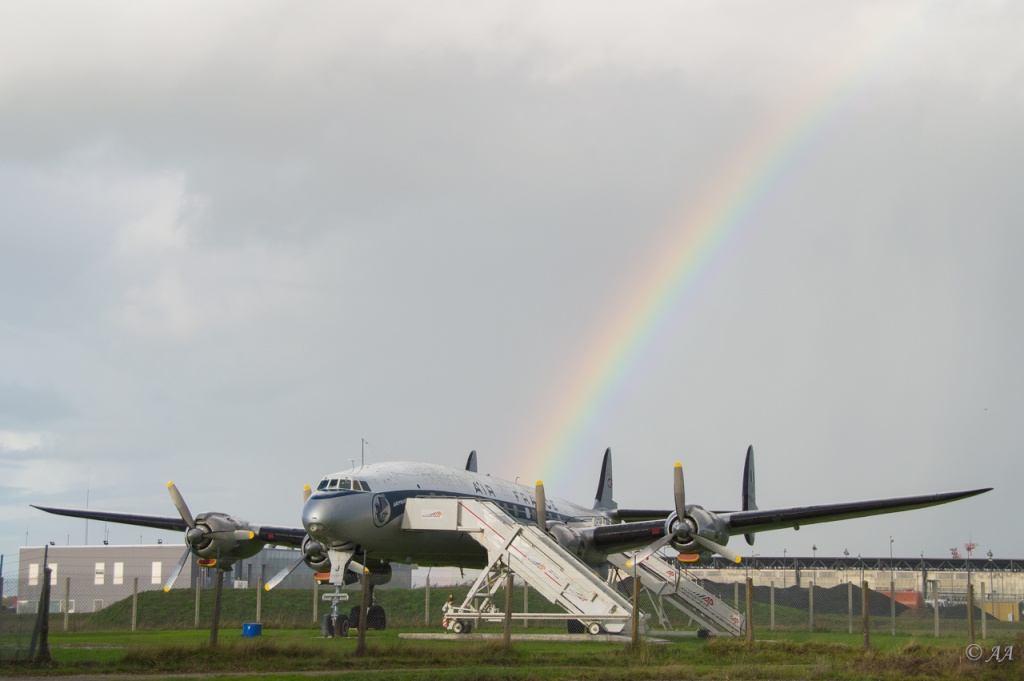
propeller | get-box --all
[627,462,741,568]
[163,548,191,591]
[167,481,254,543]
[266,484,323,590]
[535,481,547,531]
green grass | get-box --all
[2,628,1022,680]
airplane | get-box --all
[33,446,990,631]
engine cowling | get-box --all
[664,505,729,555]
[187,512,265,564]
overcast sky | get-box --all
[2,1,1021,575]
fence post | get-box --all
[503,571,513,649]
[194,577,201,628]
[356,568,369,655]
[523,582,529,630]
[256,575,262,624]
[734,582,740,610]
[313,577,318,624]
[890,578,896,636]
[64,576,71,632]
[424,574,430,626]
[930,579,940,637]
[808,580,814,632]
[745,578,754,643]
[848,580,853,634]
[862,581,870,650]
[980,582,986,640]
[770,581,775,631]
[967,583,975,645]
[131,577,138,632]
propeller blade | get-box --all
[265,555,304,591]
[163,548,191,592]
[673,462,685,520]
[626,534,674,568]
[691,534,742,564]
[535,481,547,531]
[303,485,312,504]
[167,482,196,529]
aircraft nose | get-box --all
[302,497,330,537]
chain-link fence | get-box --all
[3,563,1021,659]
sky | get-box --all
[2,1,1022,580]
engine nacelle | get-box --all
[301,536,331,573]
[548,524,608,566]
[187,512,265,564]
[666,505,730,555]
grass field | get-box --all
[2,626,1022,680]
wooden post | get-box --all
[734,582,740,610]
[808,580,814,632]
[256,575,262,624]
[63,576,71,632]
[862,581,870,650]
[523,582,529,630]
[131,577,138,632]
[424,574,430,626]
[745,578,754,643]
[503,571,513,649]
[848,580,854,634]
[210,570,223,647]
[631,568,640,645]
[770,581,775,631]
[890,579,896,636]
[980,582,987,640]
[356,568,369,655]
[967,583,975,645]
[194,577,201,628]
[931,580,940,637]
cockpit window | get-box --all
[327,479,340,490]
[359,480,371,491]
[316,479,329,491]
[338,479,351,490]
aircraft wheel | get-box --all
[587,622,603,636]
[452,620,465,634]
[335,615,350,637]
[320,613,334,638]
[367,605,387,630]
[349,606,361,626]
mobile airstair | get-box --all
[403,498,641,635]
[606,552,744,636]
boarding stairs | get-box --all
[403,498,641,635]
[606,552,744,636]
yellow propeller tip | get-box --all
[734,556,742,564]
[163,586,171,593]
[303,484,311,490]
[264,584,271,591]
[248,531,255,539]
[167,481,174,487]
[536,480,543,485]
[674,462,681,468]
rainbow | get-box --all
[521,5,928,489]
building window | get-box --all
[151,561,162,585]
[95,562,105,585]
[49,563,58,586]
[29,563,39,586]
[114,562,124,585]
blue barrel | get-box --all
[242,622,262,638]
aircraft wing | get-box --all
[30,504,306,546]
[720,488,991,535]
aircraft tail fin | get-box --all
[465,450,478,473]
[743,445,757,545]
[593,447,618,510]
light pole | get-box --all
[844,549,850,582]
